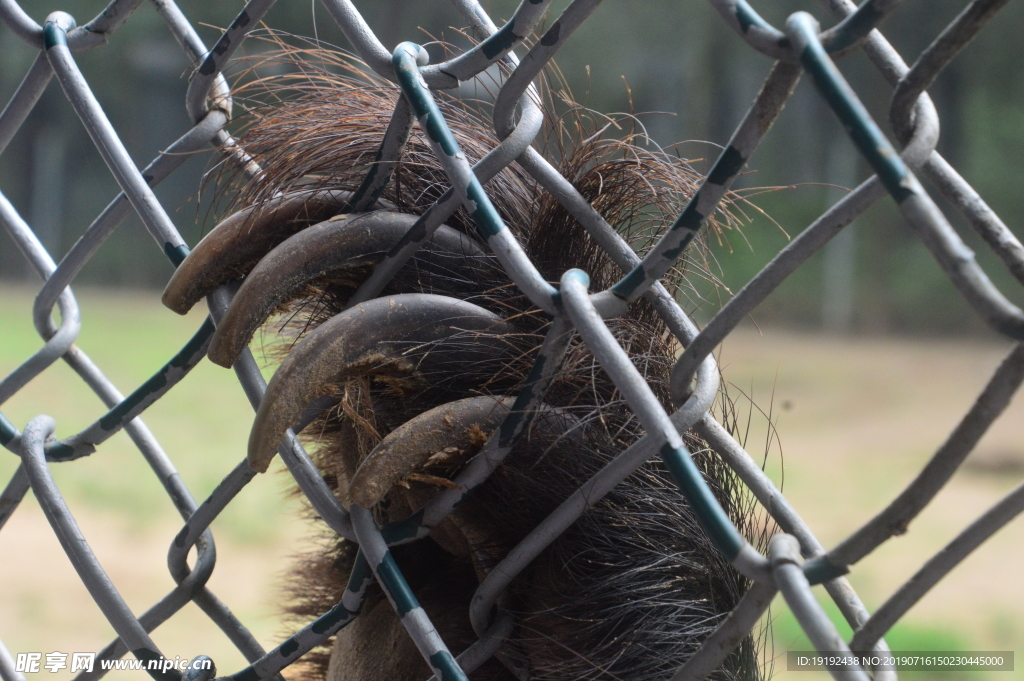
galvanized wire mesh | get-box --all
[1,0,1023,680]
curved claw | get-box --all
[349,394,580,569]
[349,395,513,509]
[248,294,510,473]
[207,211,485,367]
[162,189,359,314]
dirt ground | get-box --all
[718,325,1024,680]
[2,288,1022,679]
[0,505,308,675]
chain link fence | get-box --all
[2,0,1023,679]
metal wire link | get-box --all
[2,0,1022,680]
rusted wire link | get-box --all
[3,0,1024,679]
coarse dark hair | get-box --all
[211,33,771,681]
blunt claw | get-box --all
[162,189,359,315]
[207,211,484,368]
[348,395,513,509]
[247,294,509,473]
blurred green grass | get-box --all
[1,285,312,673]
[771,600,970,650]
[0,285,295,544]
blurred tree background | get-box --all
[1,0,1022,335]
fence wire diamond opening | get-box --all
[1,0,1023,680]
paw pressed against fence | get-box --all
[1,1,1022,680]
